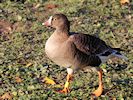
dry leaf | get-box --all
[45,4,58,9]
[0,20,12,40]
[15,77,22,83]
[120,0,129,5]
[25,63,33,67]
[0,20,12,33]
[1,92,12,100]
[44,77,56,85]
[34,3,40,9]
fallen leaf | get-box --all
[34,3,40,9]
[0,20,12,40]
[45,4,58,9]
[25,63,33,67]
[0,20,12,33]
[15,76,22,83]
[120,0,129,5]
[44,77,56,85]
[1,92,12,100]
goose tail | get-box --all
[112,49,128,61]
[99,48,128,63]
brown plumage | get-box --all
[42,14,127,97]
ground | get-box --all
[0,0,133,99]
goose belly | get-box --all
[45,40,71,67]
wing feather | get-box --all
[68,33,110,55]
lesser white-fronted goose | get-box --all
[42,14,127,97]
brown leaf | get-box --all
[0,20,12,40]
[0,20,12,33]
[15,77,22,83]
[45,4,58,9]
[120,0,129,5]
[0,92,12,100]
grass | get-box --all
[0,0,133,99]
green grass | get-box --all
[0,0,133,99]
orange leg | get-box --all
[58,74,73,93]
[92,69,103,97]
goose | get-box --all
[42,14,127,97]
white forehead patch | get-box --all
[47,16,53,25]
